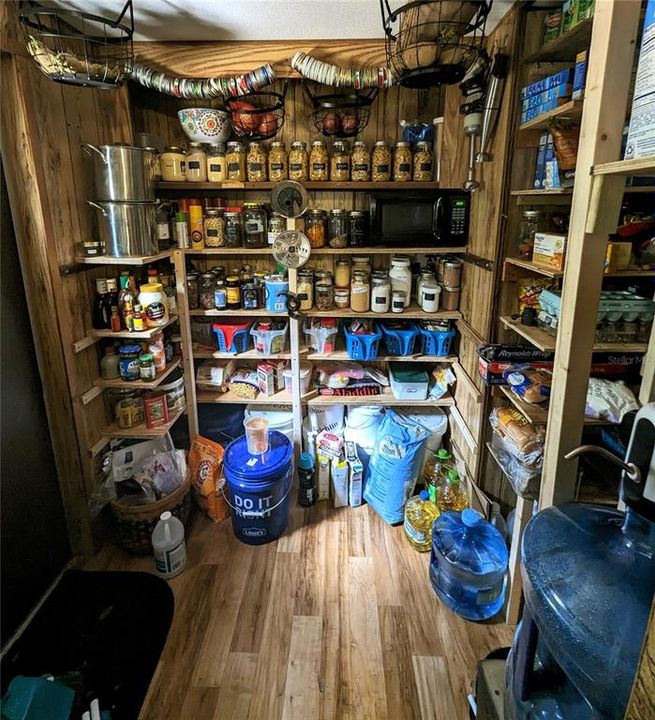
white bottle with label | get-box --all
[152,511,187,579]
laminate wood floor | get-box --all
[88,502,514,720]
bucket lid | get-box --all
[224,429,292,484]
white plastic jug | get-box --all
[152,511,187,579]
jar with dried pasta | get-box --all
[203,208,224,247]
[309,140,329,181]
[372,141,392,182]
[351,141,370,181]
[226,141,246,181]
[393,141,412,181]
[297,270,314,311]
[413,141,433,181]
[330,141,350,181]
[268,141,288,181]
[288,141,308,181]
[247,142,267,182]
[305,209,326,248]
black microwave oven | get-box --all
[369,189,469,247]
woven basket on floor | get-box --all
[110,473,192,555]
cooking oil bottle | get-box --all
[424,448,452,502]
[404,490,440,552]
[436,468,469,513]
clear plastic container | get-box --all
[244,415,269,455]
[283,362,313,396]
[250,321,288,355]
[429,509,508,621]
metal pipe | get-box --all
[564,444,642,484]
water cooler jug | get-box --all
[506,404,655,720]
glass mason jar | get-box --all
[187,271,200,310]
[268,141,288,181]
[315,281,334,311]
[145,146,162,181]
[289,141,309,181]
[328,208,348,248]
[185,142,208,182]
[371,141,392,182]
[393,141,412,181]
[371,274,391,313]
[199,272,217,310]
[203,208,225,247]
[349,211,369,247]
[243,203,268,248]
[334,288,350,309]
[334,259,351,288]
[223,208,244,248]
[161,146,186,182]
[517,209,543,259]
[389,255,412,308]
[350,271,370,312]
[442,258,463,289]
[226,141,246,181]
[351,141,370,181]
[305,209,327,248]
[330,141,350,181]
[206,143,226,182]
[297,270,314,311]
[309,140,329,181]
[225,275,241,310]
[247,141,268,182]
[413,141,433,181]
[268,212,286,245]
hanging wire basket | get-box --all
[304,84,378,138]
[380,0,492,88]
[225,84,287,141]
[19,0,134,89]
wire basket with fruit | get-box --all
[225,86,286,141]
[304,84,378,138]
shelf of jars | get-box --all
[189,308,289,317]
[102,405,186,439]
[95,357,182,390]
[156,181,441,192]
[74,250,173,266]
[184,246,466,256]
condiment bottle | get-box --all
[100,345,120,380]
[92,278,111,330]
[132,304,146,332]
[298,452,317,507]
[110,305,121,332]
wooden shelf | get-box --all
[523,18,593,63]
[498,385,549,425]
[511,186,654,202]
[74,250,172,265]
[306,349,456,363]
[519,100,583,131]
[307,392,455,407]
[593,157,655,177]
[102,406,186,439]
[188,309,288,317]
[624,185,655,193]
[185,246,465,256]
[196,388,295,405]
[87,315,179,341]
[157,181,440,192]
[306,305,461,320]
[504,257,565,279]
[95,358,181,390]
[193,346,296,360]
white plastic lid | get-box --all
[160,511,172,521]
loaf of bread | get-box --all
[492,407,541,455]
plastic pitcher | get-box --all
[264,274,289,313]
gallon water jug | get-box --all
[429,509,508,621]
[152,511,187,579]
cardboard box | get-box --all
[317,454,331,501]
[533,132,548,189]
[389,364,429,400]
[604,242,632,273]
[331,456,348,508]
[533,232,567,271]
[572,50,588,100]
[625,0,655,159]
[257,363,276,396]
[478,345,554,386]
[345,441,363,508]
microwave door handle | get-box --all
[434,196,444,241]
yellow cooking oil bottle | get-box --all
[436,468,469,513]
[403,490,440,552]
[424,448,452,503]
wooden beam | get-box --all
[625,599,655,720]
[505,494,532,624]
[540,0,642,508]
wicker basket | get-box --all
[110,473,192,555]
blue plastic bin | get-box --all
[343,323,382,361]
[212,321,252,353]
[380,321,419,356]
[419,326,455,356]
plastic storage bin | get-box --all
[250,321,288,355]
[380,321,419,356]
[304,321,339,355]
[282,362,313,396]
[212,321,252,353]
[343,323,382,361]
[419,324,455,356]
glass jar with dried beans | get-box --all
[309,140,329,181]
[305,209,327,248]
[268,141,288,181]
[187,271,200,310]
[413,141,433,181]
[243,203,268,249]
[247,142,267,182]
[199,272,217,310]
[393,141,412,181]
[185,142,207,182]
[289,141,309,181]
[268,212,286,245]
[330,141,350,181]
[351,141,370,181]
[206,143,226,182]
[226,141,246,181]
[372,141,392,182]
[203,208,225,247]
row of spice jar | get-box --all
[187,266,289,312]
[160,139,434,184]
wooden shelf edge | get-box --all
[88,315,179,340]
[593,157,655,177]
[102,406,186,439]
[504,257,564,279]
[95,358,182,390]
[523,18,593,63]
[156,181,440,191]
[518,100,583,132]
[185,246,467,256]
[497,385,549,425]
[73,250,172,265]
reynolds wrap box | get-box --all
[478,345,554,386]
[345,441,363,508]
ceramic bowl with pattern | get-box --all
[177,108,231,143]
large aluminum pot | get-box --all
[88,201,162,257]
[82,144,155,201]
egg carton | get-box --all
[539,289,655,324]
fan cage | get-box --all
[380,0,492,88]
[304,85,378,138]
[225,86,287,141]
[19,0,134,89]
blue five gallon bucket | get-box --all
[223,430,293,545]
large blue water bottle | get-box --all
[429,509,509,621]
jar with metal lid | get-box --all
[185,142,207,182]
[305,209,326,248]
[334,288,350,309]
[352,255,372,275]
[224,208,244,247]
[351,141,370,181]
[289,141,308,181]
[268,141,288,181]
[187,271,200,310]
[349,211,369,247]
[441,286,460,311]
[334,259,351,288]
[328,208,348,248]
[392,290,406,313]
[372,141,392,182]
[309,140,329,181]
[143,146,161,181]
[413,141,433,181]
[442,258,462,288]
[109,387,144,429]
[314,269,333,284]
[139,352,157,381]
[214,279,227,310]
[315,281,334,311]
[243,203,268,248]
[268,212,286,245]
[330,141,350,181]
[393,141,412,181]
[226,275,241,309]
[207,143,226,182]
[203,208,225,247]
[350,271,370,312]
[226,141,246,181]
[247,142,268,182]
[517,209,543,259]
[161,146,186,182]
[199,272,217,310]
[389,255,412,308]
[420,281,440,312]
[417,269,436,306]
[297,270,314,311]
[241,282,260,310]
[371,275,391,313]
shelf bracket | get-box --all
[59,262,93,276]
[462,253,494,271]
